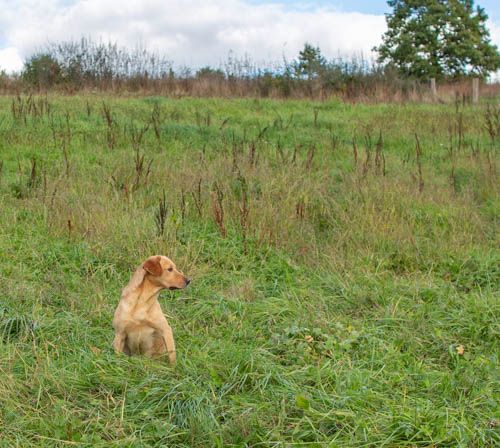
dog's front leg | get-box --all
[162,324,176,364]
[112,331,127,354]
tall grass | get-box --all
[0,94,498,446]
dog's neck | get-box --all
[123,275,164,304]
[138,279,163,301]
[122,266,164,303]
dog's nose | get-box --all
[185,278,191,286]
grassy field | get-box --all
[0,94,498,447]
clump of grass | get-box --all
[102,102,117,149]
[211,182,226,238]
[154,190,168,236]
[414,133,425,193]
[191,178,204,218]
[10,157,43,198]
[484,103,499,143]
[0,308,36,342]
[132,147,153,191]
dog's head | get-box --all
[142,255,190,290]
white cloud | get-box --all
[488,19,500,46]
[0,0,386,73]
[0,0,498,76]
[0,47,23,72]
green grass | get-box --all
[0,94,499,447]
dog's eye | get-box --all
[167,267,173,272]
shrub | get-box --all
[22,53,62,89]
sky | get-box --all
[0,0,499,73]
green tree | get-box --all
[22,54,62,88]
[294,43,327,80]
[376,0,500,79]
[196,66,225,80]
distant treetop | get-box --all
[376,0,500,79]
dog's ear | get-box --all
[124,266,147,292]
[143,256,163,277]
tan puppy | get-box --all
[112,255,190,363]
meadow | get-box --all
[0,94,498,447]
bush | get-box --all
[22,53,62,89]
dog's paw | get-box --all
[168,351,177,364]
